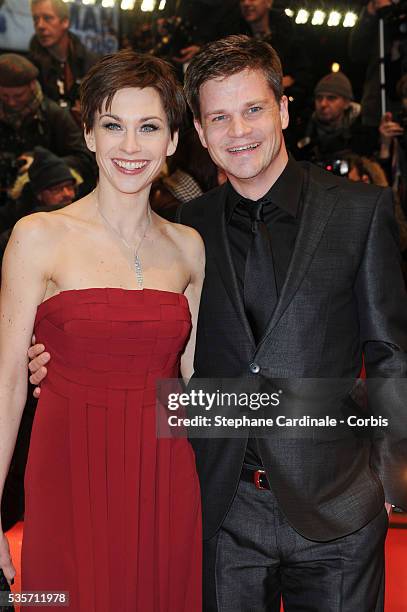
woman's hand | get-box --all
[0,532,15,586]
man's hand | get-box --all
[28,336,50,397]
[173,45,201,64]
[367,0,393,16]
[379,112,404,158]
[282,75,295,90]
[385,502,392,516]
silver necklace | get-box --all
[97,204,151,289]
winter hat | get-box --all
[28,147,74,194]
[0,54,39,87]
[314,72,354,100]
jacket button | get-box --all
[249,362,260,374]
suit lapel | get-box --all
[257,166,339,346]
[204,185,255,346]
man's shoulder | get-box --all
[177,183,227,225]
[69,32,100,66]
[303,160,384,202]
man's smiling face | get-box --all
[194,68,289,199]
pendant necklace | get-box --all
[97,203,152,289]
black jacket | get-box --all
[177,161,407,541]
[29,32,99,105]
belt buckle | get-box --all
[253,469,267,490]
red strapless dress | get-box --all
[22,288,202,611]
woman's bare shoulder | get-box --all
[11,211,56,244]
[12,195,95,242]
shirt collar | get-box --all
[225,157,302,223]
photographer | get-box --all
[378,75,407,215]
[239,0,310,104]
[0,147,77,235]
[0,54,95,200]
[349,0,407,127]
[29,0,99,111]
[153,0,241,69]
[295,72,378,162]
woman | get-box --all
[0,50,204,611]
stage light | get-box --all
[331,62,340,73]
[343,12,358,27]
[285,8,295,18]
[121,0,135,9]
[158,0,166,8]
[82,0,96,4]
[295,9,309,25]
[141,0,155,10]
[327,11,341,27]
[311,10,326,26]
[102,0,115,6]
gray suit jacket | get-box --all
[177,161,407,541]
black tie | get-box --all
[243,201,278,343]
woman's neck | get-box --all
[92,180,152,243]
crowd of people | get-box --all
[0,0,406,269]
[0,1,406,611]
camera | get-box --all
[317,159,350,177]
[395,107,407,128]
[150,17,197,59]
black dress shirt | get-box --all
[225,158,303,466]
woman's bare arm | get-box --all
[0,214,51,580]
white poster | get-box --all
[0,0,35,51]
[0,0,119,53]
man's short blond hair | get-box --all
[30,0,70,21]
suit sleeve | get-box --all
[354,187,407,509]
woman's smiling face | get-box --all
[86,87,178,195]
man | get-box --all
[29,0,98,108]
[297,71,377,161]
[171,0,241,69]
[349,0,407,127]
[0,146,76,250]
[28,36,407,611]
[240,0,310,104]
[0,53,95,195]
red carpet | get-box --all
[6,516,407,611]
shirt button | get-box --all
[249,362,260,374]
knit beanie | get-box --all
[0,54,39,87]
[28,147,74,194]
[314,72,354,100]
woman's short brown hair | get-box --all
[184,35,283,121]
[80,50,185,136]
